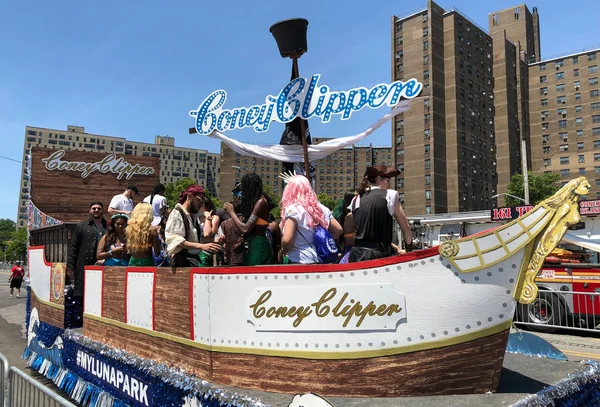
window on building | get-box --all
[560,169,570,177]
[557,108,567,117]
[425,159,430,169]
[559,120,568,128]
[576,93,582,100]
[423,27,428,37]
[557,95,567,104]
[576,117,583,125]
[395,50,403,60]
[560,156,569,164]
[540,75,547,83]
[596,154,600,162]
[424,129,431,138]
[595,127,600,137]
[423,41,428,50]
[560,145,569,152]
[543,146,551,153]
[423,55,429,64]
[578,142,585,150]
[579,154,585,163]
[424,114,430,123]
[540,87,548,95]
[556,83,566,92]
[425,175,431,185]
[542,135,550,144]
[592,90,600,98]
[556,72,565,80]
[589,53,598,62]
[539,63,546,71]
[541,99,548,106]
[593,115,600,123]
[424,69,430,79]
[595,140,600,149]
[580,168,586,175]
[559,132,568,141]
[574,80,581,89]
[422,13,428,22]
[576,105,583,112]
[573,68,580,76]
[425,206,432,214]
[590,65,598,74]
[573,56,579,64]
[425,190,432,200]
[543,158,551,166]
[592,102,600,110]
[492,13,500,26]
[396,36,403,46]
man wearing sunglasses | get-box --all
[67,200,108,325]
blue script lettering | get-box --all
[189,75,422,135]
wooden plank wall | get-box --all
[30,148,160,223]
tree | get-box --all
[317,192,336,211]
[504,171,561,206]
[164,178,196,208]
[6,227,27,262]
[0,218,16,247]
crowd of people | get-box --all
[66,165,414,301]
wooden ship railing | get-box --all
[29,222,78,263]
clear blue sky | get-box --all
[1,0,598,222]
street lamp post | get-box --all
[491,193,528,205]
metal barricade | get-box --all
[7,367,76,407]
[514,288,600,333]
[1,353,8,407]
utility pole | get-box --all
[521,138,530,205]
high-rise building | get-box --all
[19,125,220,228]
[529,49,600,191]
[217,140,392,206]
[392,0,505,215]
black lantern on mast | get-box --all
[270,18,312,181]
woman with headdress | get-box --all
[278,175,342,264]
[96,214,129,266]
[126,203,162,267]
[223,173,272,266]
[334,191,356,264]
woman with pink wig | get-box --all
[278,175,342,264]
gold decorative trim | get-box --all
[439,177,590,304]
[84,313,512,360]
[32,290,65,311]
[517,178,591,304]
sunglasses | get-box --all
[91,207,103,211]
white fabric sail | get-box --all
[204,100,414,162]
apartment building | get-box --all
[392,0,508,215]
[217,140,392,207]
[529,49,600,194]
[19,125,219,227]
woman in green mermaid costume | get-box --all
[223,174,272,266]
[126,203,162,267]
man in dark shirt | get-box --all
[67,201,107,298]
[349,165,413,262]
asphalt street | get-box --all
[0,270,28,371]
[1,267,599,407]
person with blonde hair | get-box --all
[126,203,161,266]
[278,175,342,264]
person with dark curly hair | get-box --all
[223,173,272,266]
[96,214,129,266]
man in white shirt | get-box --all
[108,185,138,217]
[143,183,168,226]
